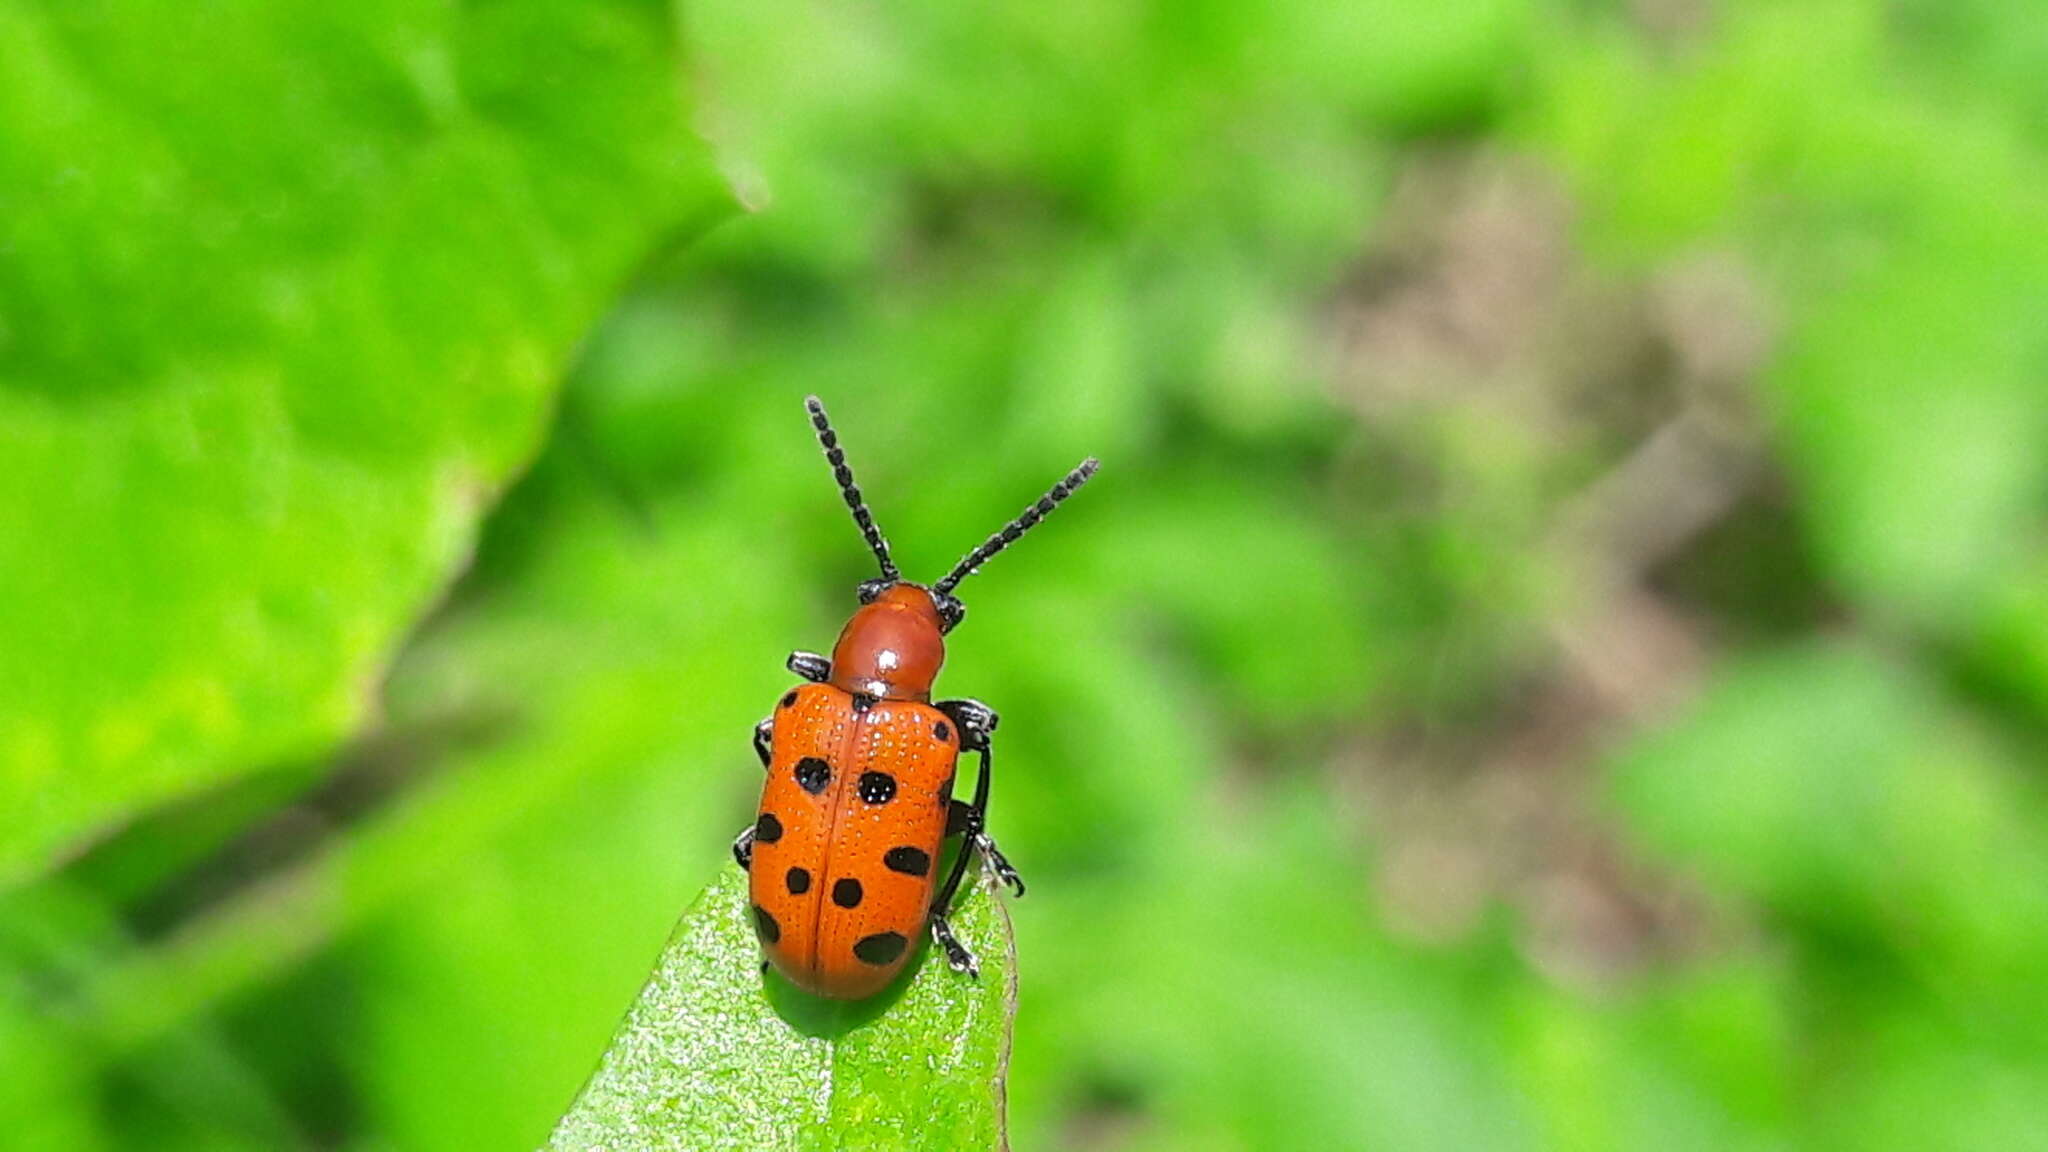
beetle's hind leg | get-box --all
[928,809,984,979]
[926,726,1020,979]
[731,825,755,870]
[930,916,979,979]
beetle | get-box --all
[731,396,1097,999]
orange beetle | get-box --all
[733,397,1097,999]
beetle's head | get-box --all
[802,396,1096,697]
[830,581,948,698]
[858,577,965,631]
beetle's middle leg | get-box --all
[935,705,1024,898]
[947,798,1025,898]
[733,713,777,871]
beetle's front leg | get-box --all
[935,697,998,751]
[731,825,755,871]
[787,651,831,682]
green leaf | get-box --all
[0,0,729,886]
[548,863,1016,1152]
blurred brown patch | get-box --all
[1630,0,1723,53]
[1326,149,1794,988]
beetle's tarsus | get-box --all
[978,834,1026,898]
[946,800,1026,898]
[731,826,755,870]
[787,651,831,682]
[931,918,979,979]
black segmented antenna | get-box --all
[805,396,899,581]
[933,457,1099,595]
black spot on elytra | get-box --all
[752,904,781,944]
[754,813,783,843]
[858,772,897,804]
[832,878,864,908]
[794,757,831,794]
[884,846,931,876]
[934,720,951,742]
[786,867,811,895]
[851,692,877,713]
[780,690,798,708]
[853,931,908,965]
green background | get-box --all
[4,0,2047,1147]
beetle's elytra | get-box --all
[732,396,1097,999]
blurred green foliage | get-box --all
[2,0,2046,1149]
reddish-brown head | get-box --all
[829,582,947,700]
[802,396,1098,697]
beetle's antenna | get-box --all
[805,396,899,581]
[933,457,1098,595]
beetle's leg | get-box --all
[934,711,1025,897]
[930,916,979,979]
[939,698,1022,885]
[928,746,985,924]
[734,715,775,868]
[947,798,1025,898]
[977,833,1024,898]
[787,651,831,682]
[928,739,1021,980]
[935,698,999,751]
